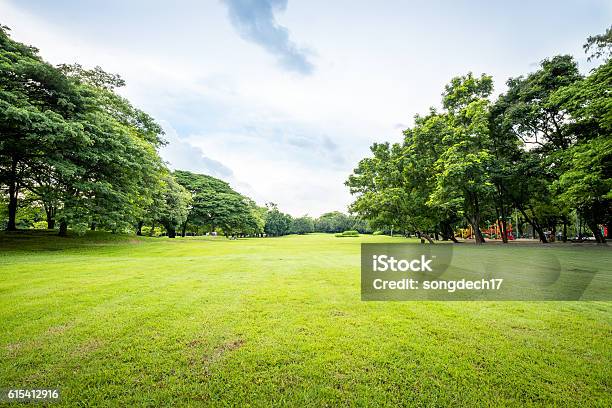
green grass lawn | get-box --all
[0,232,610,407]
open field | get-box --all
[1,232,611,406]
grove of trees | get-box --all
[4,23,607,244]
[346,28,611,244]
[0,24,370,239]
[0,25,266,238]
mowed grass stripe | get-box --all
[0,232,610,406]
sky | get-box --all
[1,0,610,216]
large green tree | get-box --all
[428,73,495,244]
[173,170,262,237]
[264,203,292,236]
[0,25,86,231]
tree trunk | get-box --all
[136,221,144,236]
[562,218,568,242]
[587,220,605,243]
[500,190,509,243]
[167,226,176,238]
[7,191,18,231]
[181,221,187,237]
[46,207,55,229]
[550,223,556,242]
[518,207,548,243]
[534,224,547,243]
[499,219,508,244]
[589,223,606,244]
[421,232,435,244]
[441,221,458,243]
[440,224,449,241]
[495,201,508,243]
[58,221,68,237]
[468,194,485,244]
[6,157,19,231]
[466,215,485,244]
[473,226,486,244]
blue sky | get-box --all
[1,0,610,215]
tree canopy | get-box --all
[347,28,611,244]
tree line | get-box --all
[263,207,370,236]
[346,28,611,244]
[0,25,370,238]
[0,25,251,237]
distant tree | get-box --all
[291,216,314,234]
[350,216,372,234]
[173,170,261,237]
[314,211,354,233]
[157,175,191,238]
[264,203,292,236]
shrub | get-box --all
[32,221,49,229]
[335,230,359,237]
[373,230,385,235]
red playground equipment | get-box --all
[458,222,514,240]
[481,222,514,240]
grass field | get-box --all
[1,232,610,407]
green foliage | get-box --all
[348,74,495,242]
[584,25,612,61]
[314,211,357,233]
[0,25,170,235]
[156,175,191,238]
[290,216,314,234]
[335,230,359,237]
[173,170,262,236]
[348,34,610,243]
[264,203,292,236]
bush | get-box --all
[141,226,163,237]
[335,230,359,237]
[373,230,385,235]
[32,221,49,229]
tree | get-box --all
[0,26,168,236]
[490,56,582,242]
[346,143,411,236]
[429,73,495,244]
[314,211,355,233]
[554,137,611,243]
[173,170,261,237]
[52,64,166,235]
[584,25,612,61]
[291,216,314,234]
[264,203,292,236]
[550,57,612,242]
[402,112,460,242]
[0,25,86,231]
[157,175,191,238]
